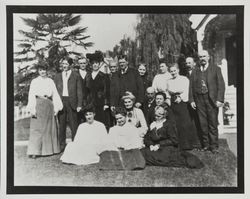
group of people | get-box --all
[26,49,225,170]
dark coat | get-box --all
[143,99,156,126]
[189,64,225,105]
[85,71,110,107]
[116,67,144,104]
[78,71,91,107]
[141,74,152,94]
[109,72,120,107]
[54,70,83,110]
[143,120,178,148]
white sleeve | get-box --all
[51,79,63,113]
[179,77,189,102]
[26,79,36,115]
[152,75,158,92]
[137,109,148,136]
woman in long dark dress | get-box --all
[141,105,204,169]
[86,51,110,129]
[167,63,201,150]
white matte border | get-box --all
[1,0,249,199]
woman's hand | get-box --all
[150,144,160,151]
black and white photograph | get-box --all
[0,0,249,198]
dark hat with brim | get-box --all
[86,50,103,63]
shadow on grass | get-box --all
[14,139,237,187]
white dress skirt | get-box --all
[60,120,108,165]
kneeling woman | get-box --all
[60,104,108,165]
[141,105,204,169]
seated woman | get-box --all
[122,91,148,142]
[141,105,204,169]
[60,104,108,165]
[99,107,146,170]
[108,107,144,150]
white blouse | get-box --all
[60,120,108,165]
[26,76,63,115]
[126,107,148,137]
[152,72,172,95]
[167,75,189,102]
[108,123,144,150]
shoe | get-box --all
[201,147,209,152]
[211,148,219,154]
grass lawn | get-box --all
[14,119,237,187]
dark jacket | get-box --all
[143,99,156,126]
[117,67,144,104]
[141,74,152,94]
[85,71,110,107]
[109,72,120,107]
[144,120,178,148]
[54,70,83,110]
[189,64,225,105]
[78,71,91,107]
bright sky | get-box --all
[14,13,138,53]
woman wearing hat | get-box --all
[26,63,63,158]
[122,91,148,143]
[60,104,108,165]
[85,51,110,129]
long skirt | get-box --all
[140,146,204,169]
[27,97,60,156]
[170,102,201,150]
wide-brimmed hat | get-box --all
[86,50,104,63]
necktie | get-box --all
[65,71,68,77]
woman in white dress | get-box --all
[98,107,146,170]
[60,104,108,165]
[108,107,144,150]
[26,63,63,158]
[121,91,148,142]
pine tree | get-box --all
[14,14,93,104]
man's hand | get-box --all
[216,101,223,108]
[103,105,109,110]
[190,102,196,110]
[76,107,82,112]
[135,102,142,108]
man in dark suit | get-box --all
[143,87,156,126]
[111,55,144,108]
[185,57,196,79]
[189,50,225,154]
[54,57,83,151]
